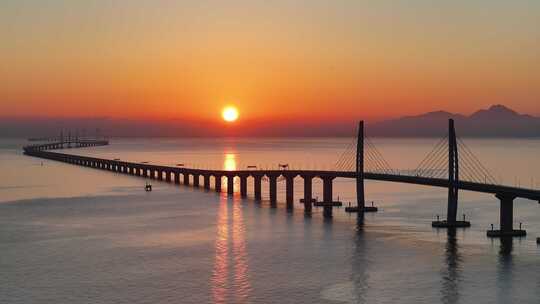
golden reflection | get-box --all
[232,200,251,302]
[211,196,251,303]
[211,199,228,304]
[223,153,237,192]
[224,153,237,171]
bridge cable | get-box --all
[364,148,388,173]
[414,136,447,173]
[415,139,448,178]
[457,138,498,184]
[365,147,391,174]
[334,138,356,171]
[413,137,448,177]
[365,137,394,174]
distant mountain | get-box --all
[1,104,538,138]
[368,105,540,137]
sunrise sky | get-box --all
[1,0,539,125]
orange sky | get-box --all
[1,1,539,122]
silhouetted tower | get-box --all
[356,121,365,209]
[447,119,459,223]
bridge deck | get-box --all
[23,144,540,202]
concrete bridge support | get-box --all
[269,175,277,207]
[203,175,210,190]
[302,176,313,214]
[184,173,190,186]
[240,175,248,198]
[227,175,234,196]
[174,172,180,184]
[487,193,526,237]
[215,175,222,193]
[285,175,294,210]
[322,176,334,218]
[323,177,333,202]
[254,175,262,201]
[166,171,171,182]
[193,175,200,187]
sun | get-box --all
[222,106,239,122]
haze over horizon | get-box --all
[2,104,539,138]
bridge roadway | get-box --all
[23,139,540,237]
[23,143,540,203]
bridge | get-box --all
[23,120,540,238]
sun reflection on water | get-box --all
[211,199,228,304]
[223,153,238,192]
[224,153,236,171]
[211,196,251,303]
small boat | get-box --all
[145,182,152,192]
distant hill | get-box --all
[1,104,538,138]
[368,105,540,137]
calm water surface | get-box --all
[1,137,539,303]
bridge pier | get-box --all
[174,172,180,184]
[215,175,222,193]
[166,171,171,182]
[285,175,294,210]
[240,175,248,198]
[269,175,278,207]
[203,175,210,190]
[184,173,190,186]
[227,175,234,196]
[302,175,313,214]
[322,176,335,218]
[254,175,262,201]
[487,193,526,237]
[193,175,200,187]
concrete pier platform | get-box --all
[432,220,471,228]
[344,201,378,213]
[344,206,378,212]
[314,201,342,207]
[486,229,526,238]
